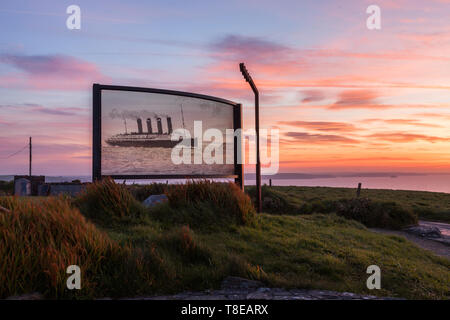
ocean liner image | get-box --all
[101,89,235,176]
[105,106,196,148]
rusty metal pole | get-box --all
[29,136,32,177]
[239,63,261,213]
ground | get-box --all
[247,185,450,223]
[1,184,449,300]
[106,211,449,300]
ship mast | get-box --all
[180,103,186,129]
[123,117,128,134]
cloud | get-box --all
[0,103,86,116]
[278,121,356,132]
[300,90,326,103]
[0,54,108,90]
[283,131,359,144]
[367,132,449,143]
[361,119,443,128]
[333,89,379,106]
[207,34,306,76]
[210,34,290,61]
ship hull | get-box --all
[106,136,196,148]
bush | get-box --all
[257,186,298,214]
[128,183,168,202]
[0,196,155,298]
[0,180,14,196]
[74,177,146,225]
[164,180,256,226]
[335,198,418,229]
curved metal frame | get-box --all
[92,84,244,188]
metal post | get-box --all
[29,137,32,177]
[239,63,261,213]
[357,182,362,198]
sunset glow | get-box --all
[1,0,449,176]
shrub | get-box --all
[246,185,296,214]
[128,183,168,202]
[165,180,256,226]
[0,196,155,298]
[0,180,14,196]
[335,198,418,229]
[74,177,146,225]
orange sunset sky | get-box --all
[0,0,450,176]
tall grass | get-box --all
[128,183,168,202]
[0,196,158,298]
[0,180,14,196]
[74,177,146,225]
[163,180,256,227]
[246,186,418,229]
[335,198,418,229]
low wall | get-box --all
[37,184,86,196]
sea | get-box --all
[2,173,450,194]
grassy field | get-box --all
[108,211,449,299]
[246,185,450,223]
[0,181,449,299]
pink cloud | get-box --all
[0,54,109,90]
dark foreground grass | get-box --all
[0,196,158,299]
[247,185,450,223]
[0,180,13,196]
[1,181,449,299]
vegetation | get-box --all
[247,185,450,224]
[0,181,449,299]
[0,180,14,196]
[73,177,146,226]
[0,196,156,298]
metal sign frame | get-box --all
[92,84,243,188]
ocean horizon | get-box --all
[2,172,450,194]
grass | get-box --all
[105,210,449,299]
[0,196,157,299]
[1,181,449,299]
[246,185,450,223]
[73,177,146,226]
[0,180,13,196]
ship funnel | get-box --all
[167,117,173,134]
[146,118,153,134]
[156,117,163,134]
[136,118,143,134]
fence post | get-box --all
[269,179,272,187]
[356,183,362,197]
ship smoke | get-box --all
[109,109,159,120]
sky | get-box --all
[0,0,449,176]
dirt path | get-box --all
[370,221,450,259]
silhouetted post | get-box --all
[240,63,261,213]
[269,179,272,187]
[356,183,362,197]
[29,137,32,177]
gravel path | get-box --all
[370,220,450,259]
[125,277,399,300]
